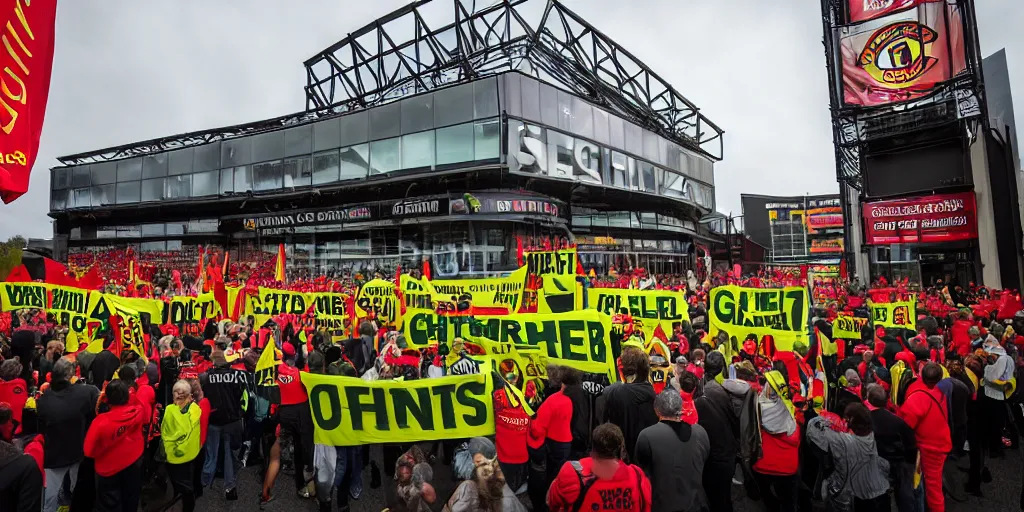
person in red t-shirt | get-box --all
[277,341,315,498]
[547,423,652,512]
[83,379,147,512]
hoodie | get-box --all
[599,382,658,462]
[83,402,147,477]
[0,441,41,512]
[36,381,100,469]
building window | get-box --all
[91,163,116,185]
[192,170,219,197]
[369,138,400,175]
[474,120,500,160]
[369,101,401,140]
[142,153,168,179]
[233,165,251,192]
[91,185,114,206]
[434,83,475,127]
[116,181,141,204]
[473,77,499,119]
[436,123,474,165]
[141,178,164,202]
[116,159,143,182]
[140,241,166,252]
[194,142,221,172]
[140,223,164,237]
[340,144,369,180]
[220,169,234,194]
[401,94,434,134]
[283,156,312,188]
[51,191,67,210]
[312,150,340,185]
[253,161,283,191]
[252,130,285,162]
[401,131,434,170]
[165,175,191,199]
[284,125,313,157]
[72,167,91,188]
[168,147,194,176]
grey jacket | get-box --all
[635,421,710,512]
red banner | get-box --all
[863,191,978,245]
[838,2,966,107]
[847,0,940,24]
[0,0,58,204]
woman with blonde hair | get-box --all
[161,379,203,512]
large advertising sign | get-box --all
[847,0,940,24]
[0,0,58,203]
[862,191,977,245]
[837,1,966,107]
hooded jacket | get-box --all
[0,440,41,512]
[83,401,147,477]
[695,380,743,466]
[634,420,710,512]
[897,381,952,454]
[599,382,657,462]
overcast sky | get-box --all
[0,0,1021,240]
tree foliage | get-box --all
[0,236,25,280]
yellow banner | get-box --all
[168,293,221,325]
[708,286,809,352]
[0,282,51,311]
[1,283,107,341]
[301,372,495,446]
[106,296,148,362]
[246,287,351,333]
[833,314,869,339]
[524,249,578,277]
[354,279,400,326]
[418,266,528,313]
[402,309,616,377]
[588,288,690,341]
[869,301,916,329]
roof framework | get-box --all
[60,0,723,166]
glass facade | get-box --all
[51,77,502,211]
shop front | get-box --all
[862,191,980,286]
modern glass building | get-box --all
[49,0,724,279]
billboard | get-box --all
[837,1,967,107]
[847,0,940,24]
[862,191,977,244]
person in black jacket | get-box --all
[36,357,99,512]
[9,330,36,387]
[0,439,41,512]
[87,334,120,386]
[200,349,246,501]
[866,384,916,511]
[694,350,737,512]
[599,346,657,463]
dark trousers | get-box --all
[966,416,987,489]
[500,461,527,494]
[545,440,571,486]
[279,403,314,490]
[982,395,1007,455]
[853,494,891,512]
[527,444,549,512]
[888,459,915,512]
[753,472,798,512]
[95,456,143,512]
[702,460,734,512]
[167,460,196,512]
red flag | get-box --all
[222,251,230,281]
[274,244,286,282]
[196,246,206,289]
[4,264,30,282]
[0,1,58,204]
[516,236,524,267]
[108,315,125,361]
[41,258,74,287]
[422,259,431,281]
[839,258,848,280]
[75,265,103,291]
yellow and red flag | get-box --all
[274,244,286,282]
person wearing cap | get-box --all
[635,388,709,512]
[199,347,247,501]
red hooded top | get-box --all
[897,380,951,453]
[951,319,973,357]
[83,401,148,476]
[0,378,28,425]
[753,424,801,476]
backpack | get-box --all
[568,460,646,512]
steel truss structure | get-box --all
[60,0,723,166]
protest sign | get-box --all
[869,301,916,329]
[524,249,578,277]
[708,286,809,352]
[247,288,351,332]
[833,314,869,339]
[106,296,149,361]
[403,309,615,377]
[354,279,400,325]
[301,372,495,446]
[589,288,690,341]
[426,266,528,313]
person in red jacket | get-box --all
[0,360,28,432]
[83,379,147,512]
[547,423,651,512]
[527,366,575,512]
[752,370,801,511]
[493,372,529,493]
[277,341,315,498]
[898,363,951,512]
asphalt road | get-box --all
[148,444,1024,512]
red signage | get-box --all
[847,0,940,24]
[863,192,978,245]
[0,0,58,204]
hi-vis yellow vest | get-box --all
[161,402,202,464]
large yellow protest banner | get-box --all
[246,287,350,332]
[869,301,916,329]
[425,266,528,313]
[402,309,616,377]
[588,288,690,340]
[708,286,809,352]
[354,279,400,325]
[301,372,495,446]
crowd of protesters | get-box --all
[0,256,1021,512]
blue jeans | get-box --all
[202,423,238,490]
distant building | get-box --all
[741,193,845,274]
